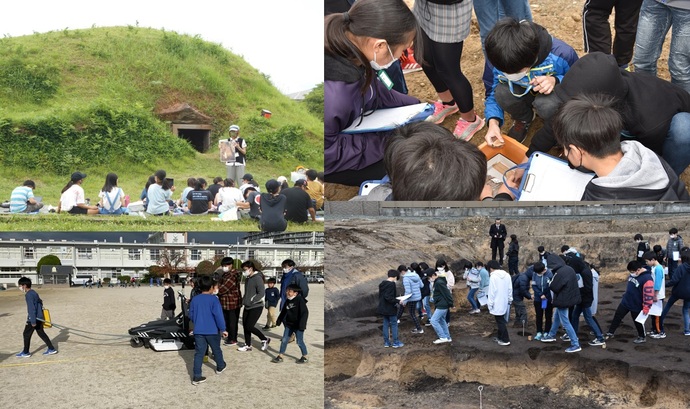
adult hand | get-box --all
[530,76,556,95]
[484,119,504,147]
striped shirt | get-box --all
[413,0,474,43]
[10,186,34,213]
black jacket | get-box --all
[378,280,398,316]
[528,52,690,158]
[549,265,581,308]
[507,242,519,258]
[277,294,308,331]
[489,224,507,242]
[668,262,690,300]
[512,273,532,300]
[162,287,176,311]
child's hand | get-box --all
[485,119,504,147]
[222,331,228,338]
[530,76,556,94]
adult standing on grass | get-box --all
[237,260,270,352]
[57,172,99,215]
[10,180,43,213]
[15,277,57,358]
[146,169,175,216]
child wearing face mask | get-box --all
[161,278,176,320]
[237,260,270,352]
[15,277,58,358]
[217,257,242,346]
[634,234,650,264]
[484,18,578,146]
[604,261,654,344]
[263,278,280,330]
[666,228,684,278]
[272,284,310,363]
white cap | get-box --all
[229,124,240,132]
[277,176,288,183]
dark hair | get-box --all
[194,179,205,190]
[385,122,486,201]
[397,264,407,273]
[281,259,296,268]
[223,178,235,188]
[61,180,76,194]
[102,173,119,193]
[533,262,545,273]
[634,234,644,241]
[306,169,318,181]
[419,262,429,270]
[187,177,197,188]
[561,245,570,253]
[682,249,690,264]
[537,246,545,252]
[324,0,422,93]
[317,172,324,182]
[163,278,171,285]
[410,262,420,274]
[198,275,213,292]
[462,259,473,270]
[286,284,302,293]
[241,260,257,271]
[213,176,223,184]
[553,93,623,159]
[267,277,276,284]
[154,170,171,190]
[220,257,234,266]
[145,175,157,191]
[475,261,484,268]
[670,228,679,235]
[18,276,32,288]
[642,251,657,261]
[627,260,643,272]
[486,260,502,270]
[197,178,207,188]
[653,244,663,252]
[510,234,517,242]
[23,180,36,188]
[435,259,448,271]
[566,255,586,273]
[485,18,540,74]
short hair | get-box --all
[306,169,318,181]
[510,234,517,241]
[642,251,657,261]
[281,259,296,268]
[397,264,407,273]
[163,278,171,285]
[485,18,540,74]
[267,277,276,284]
[286,284,302,293]
[198,275,213,292]
[223,178,235,187]
[670,228,679,235]
[533,262,545,273]
[23,180,36,188]
[537,246,545,252]
[187,177,197,188]
[486,260,501,271]
[419,262,429,270]
[384,122,486,201]
[653,245,663,252]
[220,257,234,266]
[561,245,570,253]
[213,176,223,184]
[18,277,32,288]
[241,260,257,270]
[552,93,623,159]
[627,260,643,272]
[634,234,644,241]
[475,261,484,268]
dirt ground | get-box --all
[325,0,687,201]
[0,285,324,409]
[325,215,690,408]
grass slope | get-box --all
[0,26,323,221]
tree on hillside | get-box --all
[303,83,324,120]
[37,254,61,274]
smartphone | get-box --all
[165,178,174,187]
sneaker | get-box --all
[392,342,405,348]
[216,366,227,374]
[604,332,614,340]
[453,116,485,141]
[433,338,450,344]
[588,338,605,346]
[426,101,459,124]
[560,334,571,342]
[224,340,238,346]
[425,322,432,327]
[633,336,646,344]
[685,331,690,336]
[271,356,283,363]
[297,356,309,364]
[497,340,511,346]
[469,309,479,315]
[540,335,556,343]
[261,338,271,351]
[565,345,582,353]
[507,112,535,143]
[262,325,270,330]
[397,319,401,324]
[270,324,276,328]
[237,345,252,352]
[411,328,424,334]
[191,377,207,385]
[384,343,391,348]
[15,352,31,358]
[43,349,58,355]
[650,332,666,339]
[400,48,422,74]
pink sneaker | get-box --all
[426,101,459,124]
[453,116,485,141]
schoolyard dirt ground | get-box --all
[325,215,690,408]
[325,0,687,201]
[0,284,324,409]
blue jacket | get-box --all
[25,289,45,325]
[403,271,423,302]
[484,24,578,126]
[531,269,554,301]
[265,287,280,308]
[512,273,532,300]
[189,294,226,335]
[668,262,690,300]
[621,270,654,312]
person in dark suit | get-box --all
[489,218,507,265]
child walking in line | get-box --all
[188,275,227,385]
[15,277,57,357]
[272,284,310,363]
[161,278,176,320]
[263,278,280,330]
[379,270,404,348]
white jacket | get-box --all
[488,269,513,316]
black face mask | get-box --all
[565,147,594,174]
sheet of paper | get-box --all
[638,250,644,257]
[673,251,680,261]
[635,311,649,325]
[649,300,663,316]
[342,103,432,134]
[517,152,595,201]
[396,294,412,302]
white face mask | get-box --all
[243,270,251,277]
[212,289,219,295]
[504,71,529,82]
[283,268,291,274]
[636,240,641,243]
[370,43,396,71]
[164,285,170,289]
[287,294,297,300]
[437,267,445,272]
[671,235,677,239]
[222,266,230,272]
[20,286,26,293]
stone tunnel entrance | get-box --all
[156,103,214,153]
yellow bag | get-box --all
[42,308,52,328]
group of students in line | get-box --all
[379,234,690,352]
[325,0,690,202]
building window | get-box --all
[23,247,35,259]
[214,249,225,259]
[191,249,202,261]
[128,249,141,260]
[77,247,93,260]
[150,249,160,261]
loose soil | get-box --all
[325,0,687,201]
[325,215,690,408]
